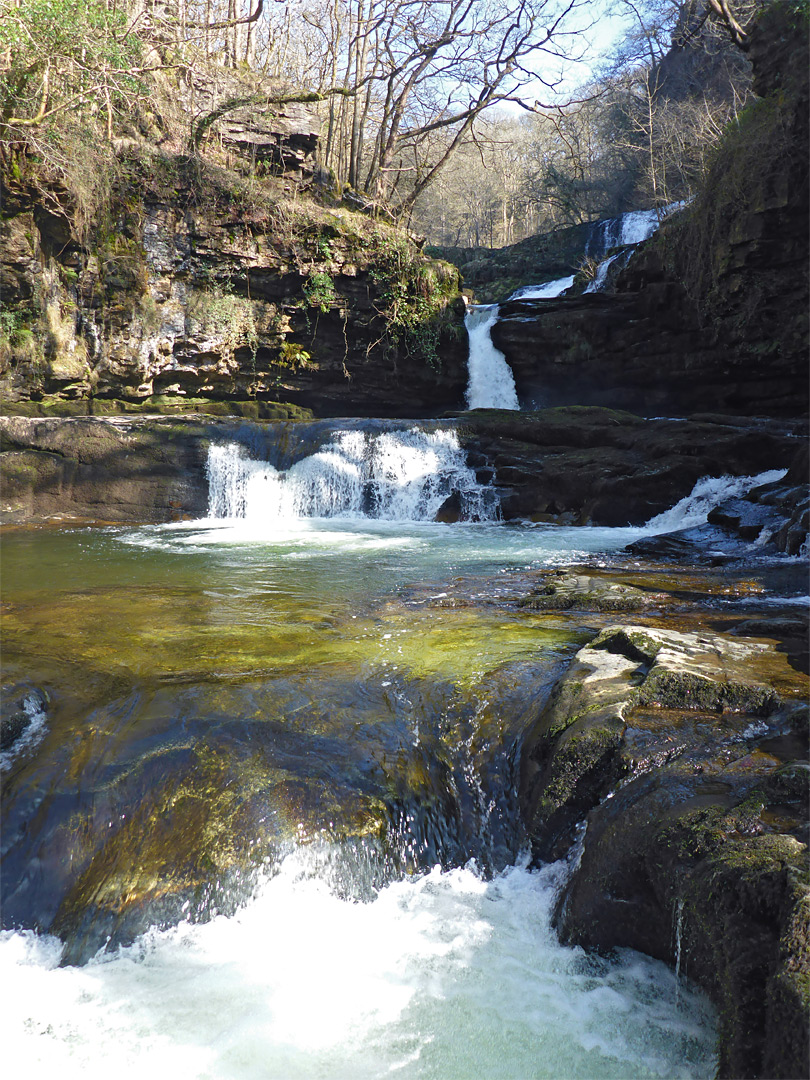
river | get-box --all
[3,431,771,1079]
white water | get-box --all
[0,692,49,774]
[584,252,623,293]
[0,853,717,1080]
[503,203,688,308]
[586,202,687,258]
[508,275,576,300]
[206,437,784,543]
[207,428,498,524]
[644,469,787,534]
[6,459,792,1080]
[464,306,520,410]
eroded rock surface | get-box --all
[519,624,809,1079]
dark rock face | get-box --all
[0,415,213,523]
[459,407,806,525]
[2,409,804,527]
[485,4,809,419]
[519,625,809,1080]
[708,444,810,555]
[430,222,594,302]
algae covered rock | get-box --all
[519,622,809,1079]
[517,571,666,613]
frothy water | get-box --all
[4,453,787,1080]
[464,306,520,411]
[0,691,49,773]
[644,469,787,534]
[0,853,717,1080]
[584,252,623,293]
[586,202,687,258]
[207,428,499,523]
[508,275,575,300]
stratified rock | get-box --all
[484,4,809,420]
[0,415,213,523]
[2,409,804,526]
[0,181,467,419]
[459,407,804,525]
[519,623,809,1079]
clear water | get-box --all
[3,448,777,1079]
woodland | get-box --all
[0,0,766,247]
[0,5,808,1078]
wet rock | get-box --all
[625,523,748,562]
[0,415,212,523]
[520,624,788,861]
[517,571,666,613]
[706,445,810,555]
[0,686,48,759]
[520,622,810,1079]
[459,407,803,525]
[435,490,463,522]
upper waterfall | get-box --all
[464,306,520,411]
[508,276,575,301]
[207,426,499,524]
[585,202,687,260]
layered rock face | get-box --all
[488,4,808,419]
[460,407,806,526]
[0,139,467,420]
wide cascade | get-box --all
[207,424,499,522]
[464,306,520,410]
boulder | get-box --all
[519,623,810,1079]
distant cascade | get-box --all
[464,305,520,411]
[508,276,575,301]
[584,252,623,294]
[207,428,499,523]
[585,201,687,260]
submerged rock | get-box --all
[517,571,667,613]
[519,623,809,1079]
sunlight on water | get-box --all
[0,854,716,1080]
[4,456,777,1079]
[207,428,498,523]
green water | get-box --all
[2,519,610,953]
[0,519,719,1078]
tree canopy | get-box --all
[0,0,769,235]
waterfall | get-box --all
[586,202,687,260]
[508,276,575,300]
[207,427,499,523]
[644,469,787,534]
[584,252,623,293]
[464,306,520,411]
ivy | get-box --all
[303,270,337,312]
[369,235,460,370]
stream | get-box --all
[2,430,777,1079]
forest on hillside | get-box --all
[0,0,771,248]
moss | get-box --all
[638,668,779,714]
[538,723,624,814]
[587,626,663,666]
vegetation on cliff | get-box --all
[0,2,478,415]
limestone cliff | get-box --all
[0,106,467,420]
